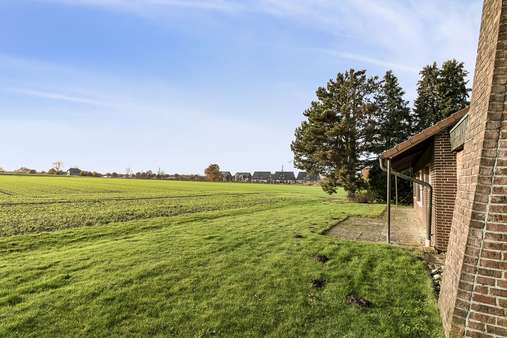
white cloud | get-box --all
[6,88,108,106]
[285,0,481,74]
[34,0,482,72]
[314,49,419,74]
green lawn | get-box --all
[0,175,443,337]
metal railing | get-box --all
[379,157,432,247]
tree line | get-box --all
[292,59,470,201]
[1,167,208,181]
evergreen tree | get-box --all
[291,69,379,198]
[368,71,413,202]
[413,63,440,131]
[438,59,469,118]
[413,60,470,132]
[371,70,412,154]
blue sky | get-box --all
[0,0,482,174]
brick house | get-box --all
[252,171,272,183]
[272,171,296,184]
[234,172,251,182]
[67,168,81,176]
[219,171,232,182]
[381,107,469,252]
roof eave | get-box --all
[382,106,469,160]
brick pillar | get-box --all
[439,0,507,337]
[433,131,458,252]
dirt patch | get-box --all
[325,207,427,247]
[315,254,329,263]
[346,294,372,308]
[294,234,304,239]
[311,278,326,289]
[325,216,386,242]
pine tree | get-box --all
[413,63,440,131]
[413,60,470,132]
[368,71,413,202]
[371,71,412,153]
[291,69,379,198]
[438,59,469,118]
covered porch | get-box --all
[326,206,426,247]
[379,108,468,251]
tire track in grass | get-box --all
[0,194,319,237]
[0,192,265,206]
[0,199,321,254]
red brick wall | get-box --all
[433,131,458,252]
[411,132,457,252]
[439,0,507,336]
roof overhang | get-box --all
[382,107,469,162]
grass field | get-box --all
[0,175,443,337]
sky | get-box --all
[0,0,483,174]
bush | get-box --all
[367,162,413,204]
[350,191,375,203]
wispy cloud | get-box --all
[314,49,419,74]
[0,53,76,75]
[1,0,483,173]
[36,0,481,71]
[0,54,177,117]
[341,0,482,68]
[35,0,247,14]
[6,88,108,106]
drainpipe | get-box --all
[386,159,391,244]
[379,157,432,247]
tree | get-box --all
[291,69,379,198]
[368,71,413,202]
[205,164,221,182]
[370,71,413,154]
[52,161,64,173]
[156,168,165,179]
[16,167,36,174]
[438,59,469,118]
[413,60,470,131]
[413,63,440,131]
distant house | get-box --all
[15,167,36,174]
[220,171,233,182]
[272,171,296,184]
[234,172,252,182]
[67,168,82,176]
[296,172,320,183]
[252,171,272,183]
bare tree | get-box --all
[52,161,64,172]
